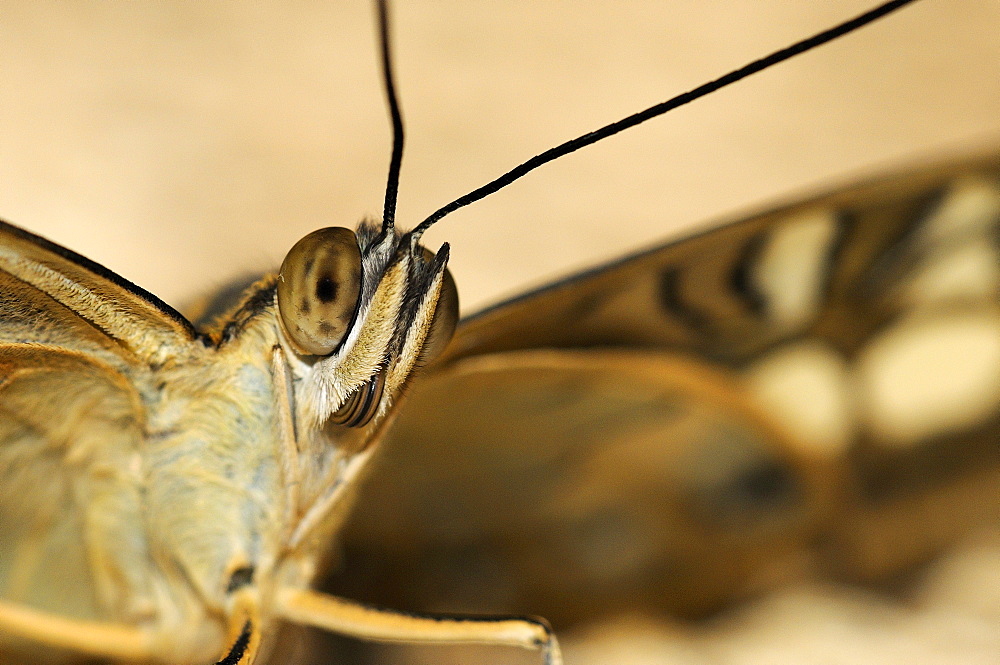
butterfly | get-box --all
[0,1,996,664]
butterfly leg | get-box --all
[276,588,563,665]
[271,346,301,534]
[0,597,152,660]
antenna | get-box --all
[377,0,405,240]
[409,0,920,239]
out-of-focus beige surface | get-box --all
[0,3,998,665]
[306,533,1000,665]
[0,1,998,313]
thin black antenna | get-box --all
[378,0,405,239]
[411,0,920,238]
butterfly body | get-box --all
[0,217,460,663]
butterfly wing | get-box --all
[325,149,1000,625]
[0,220,199,624]
[0,220,198,366]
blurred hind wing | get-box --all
[329,149,1000,622]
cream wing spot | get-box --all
[751,209,838,331]
[904,239,1000,305]
[901,177,1000,307]
[918,176,1000,245]
[744,340,854,458]
[856,308,1000,446]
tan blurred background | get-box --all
[0,1,998,314]
[0,2,998,664]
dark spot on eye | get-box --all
[316,275,337,303]
[303,257,315,275]
[299,297,311,315]
[226,566,255,593]
[318,321,335,336]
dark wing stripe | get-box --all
[657,266,714,333]
[728,231,769,317]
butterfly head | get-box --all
[276,219,457,430]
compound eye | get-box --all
[277,227,362,356]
